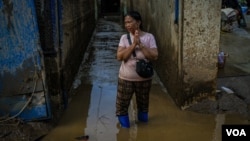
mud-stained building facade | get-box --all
[0,0,221,120]
[0,0,96,120]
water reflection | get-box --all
[84,85,119,141]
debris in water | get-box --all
[75,135,89,140]
[73,79,81,89]
[216,89,221,93]
[221,86,234,94]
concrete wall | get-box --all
[0,0,43,96]
[0,0,96,120]
[61,0,95,96]
[35,0,96,113]
[181,0,221,109]
[121,0,221,108]
[0,0,51,120]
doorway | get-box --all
[101,0,120,14]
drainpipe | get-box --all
[174,0,179,24]
[56,0,67,109]
[180,0,185,108]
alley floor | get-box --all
[218,13,250,77]
[42,15,250,141]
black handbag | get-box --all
[127,34,154,78]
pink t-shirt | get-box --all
[118,32,157,81]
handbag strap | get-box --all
[127,33,136,57]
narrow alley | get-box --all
[1,1,250,141]
[42,16,250,141]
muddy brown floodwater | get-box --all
[43,17,250,141]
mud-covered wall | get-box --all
[0,0,51,120]
[181,0,221,108]
[0,0,44,97]
[33,0,96,117]
[0,0,96,120]
[122,0,221,108]
[61,0,95,96]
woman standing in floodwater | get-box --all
[115,11,158,128]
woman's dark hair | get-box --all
[124,11,143,30]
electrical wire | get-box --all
[0,71,39,123]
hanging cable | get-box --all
[0,70,39,123]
